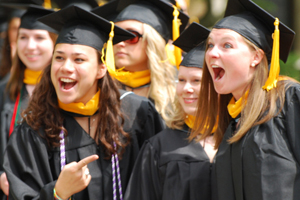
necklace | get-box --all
[88,116,96,135]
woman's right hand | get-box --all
[54,155,99,199]
[0,172,9,195]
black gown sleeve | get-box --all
[3,123,56,200]
[283,84,300,166]
[124,140,162,200]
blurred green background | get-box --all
[186,0,300,80]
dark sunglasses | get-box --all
[125,30,143,44]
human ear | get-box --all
[96,63,107,79]
[251,49,264,67]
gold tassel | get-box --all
[43,0,52,9]
[262,18,280,91]
[172,5,182,70]
[101,22,131,81]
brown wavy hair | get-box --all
[22,50,130,159]
[6,32,57,101]
[189,36,298,149]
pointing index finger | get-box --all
[77,155,99,169]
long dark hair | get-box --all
[23,50,130,159]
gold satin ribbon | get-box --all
[23,69,42,85]
[185,114,218,133]
[116,69,151,88]
[227,91,249,118]
[58,90,100,116]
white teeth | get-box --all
[60,78,75,83]
[216,75,221,81]
[212,65,220,68]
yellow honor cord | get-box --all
[58,90,100,116]
[227,91,249,119]
[172,5,182,69]
[262,18,280,91]
[43,0,52,9]
[23,69,42,85]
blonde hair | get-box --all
[142,23,176,122]
[165,95,185,129]
[189,36,298,148]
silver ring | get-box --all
[85,168,90,176]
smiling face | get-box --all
[113,20,148,72]
[205,28,263,100]
[17,28,54,71]
[51,43,107,104]
[177,66,203,116]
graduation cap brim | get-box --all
[215,0,295,63]
[173,22,209,68]
[93,0,189,42]
[91,0,119,21]
[38,6,135,50]
[117,0,189,33]
[0,0,43,5]
[173,22,210,52]
[53,0,98,10]
[179,44,206,68]
[0,4,57,32]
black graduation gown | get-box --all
[4,115,147,200]
[212,83,300,200]
[3,90,164,200]
[119,89,165,148]
[0,83,29,200]
[124,124,212,200]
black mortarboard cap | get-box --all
[214,0,295,63]
[0,4,57,33]
[173,22,210,68]
[91,0,119,21]
[38,5,135,51]
[0,0,42,20]
[53,0,98,10]
[93,0,189,42]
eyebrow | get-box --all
[55,51,87,56]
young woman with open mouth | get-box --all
[190,0,299,199]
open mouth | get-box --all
[184,98,197,104]
[212,65,225,81]
[60,78,77,90]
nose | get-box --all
[206,46,219,59]
[183,82,194,93]
[114,40,126,47]
[60,58,75,73]
[27,37,37,49]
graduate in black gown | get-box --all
[0,4,57,199]
[124,22,216,200]
[3,6,161,200]
[92,0,189,123]
[189,0,298,199]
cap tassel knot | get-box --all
[262,18,280,91]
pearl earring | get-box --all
[251,63,256,67]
